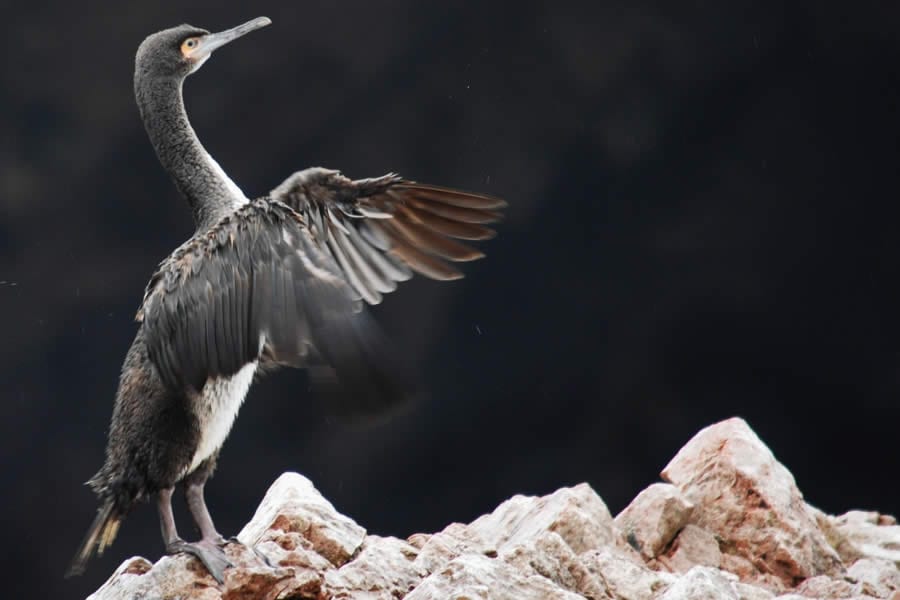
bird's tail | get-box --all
[65,501,122,578]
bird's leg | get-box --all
[158,487,180,546]
[184,467,225,545]
[184,457,273,568]
[157,486,232,584]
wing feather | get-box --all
[138,199,408,418]
[269,167,504,305]
[333,223,393,298]
[384,214,485,262]
[388,242,464,281]
[399,202,497,240]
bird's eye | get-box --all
[180,38,200,55]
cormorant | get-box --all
[67,16,504,583]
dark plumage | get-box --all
[67,16,504,583]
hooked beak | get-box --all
[199,16,271,57]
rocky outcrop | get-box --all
[86,418,900,599]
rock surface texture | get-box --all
[87,418,899,600]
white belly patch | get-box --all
[187,361,257,475]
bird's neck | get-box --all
[135,75,248,231]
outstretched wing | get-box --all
[137,199,407,417]
[270,168,506,305]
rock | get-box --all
[469,483,619,555]
[84,418,898,600]
[412,483,620,598]
[500,530,611,599]
[846,558,900,599]
[405,553,585,600]
[324,535,426,599]
[830,511,900,568]
[794,573,883,599]
[661,524,722,573]
[581,546,677,599]
[661,417,844,588]
[411,521,496,574]
[809,505,865,567]
[615,483,694,559]
[238,472,366,568]
[734,581,777,600]
[656,566,740,600]
[471,483,622,598]
[87,546,302,600]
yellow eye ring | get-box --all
[180,38,200,56]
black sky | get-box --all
[2,2,899,597]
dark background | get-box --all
[2,2,899,597]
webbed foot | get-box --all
[166,538,233,584]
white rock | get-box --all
[86,557,164,600]
[470,483,618,555]
[325,534,427,599]
[615,483,694,559]
[411,522,495,574]
[237,471,366,567]
[846,557,900,598]
[411,483,619,598]
[581,546,676,600]
[661,417,843,588]
[831,511,900,568]
[663,524,722,573]
[405,553,586,600]
[500,530,611,598]
[87,548,304,600]
[656,566,740,600]
[732,581,776,600]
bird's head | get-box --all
[135,17,271,80]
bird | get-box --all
[67,16,504,583]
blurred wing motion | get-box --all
[137,199,405,417]
[270,167,506,305]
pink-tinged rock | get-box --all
[615,483,694,559]
[734,581,778,600]
[661,524,722,573]
[830,511,900,568]
[86,557,181,600]
[411,522,496,574]
[792,573,891,599]
[405,553,585,600]
[500,530,611,599]
[324,535,428,599]
[411,484,619,598]
[469,483,619,555]
[87,546,302,600]
[661,417,843,588]
[846,558,900,599]
[718,553,785,591]
[221,559,316,600]
[656,566,741,600]
[809,505,864,567]
[656,566,775,600]
[580,547,677,600]
[237,472,366,567]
